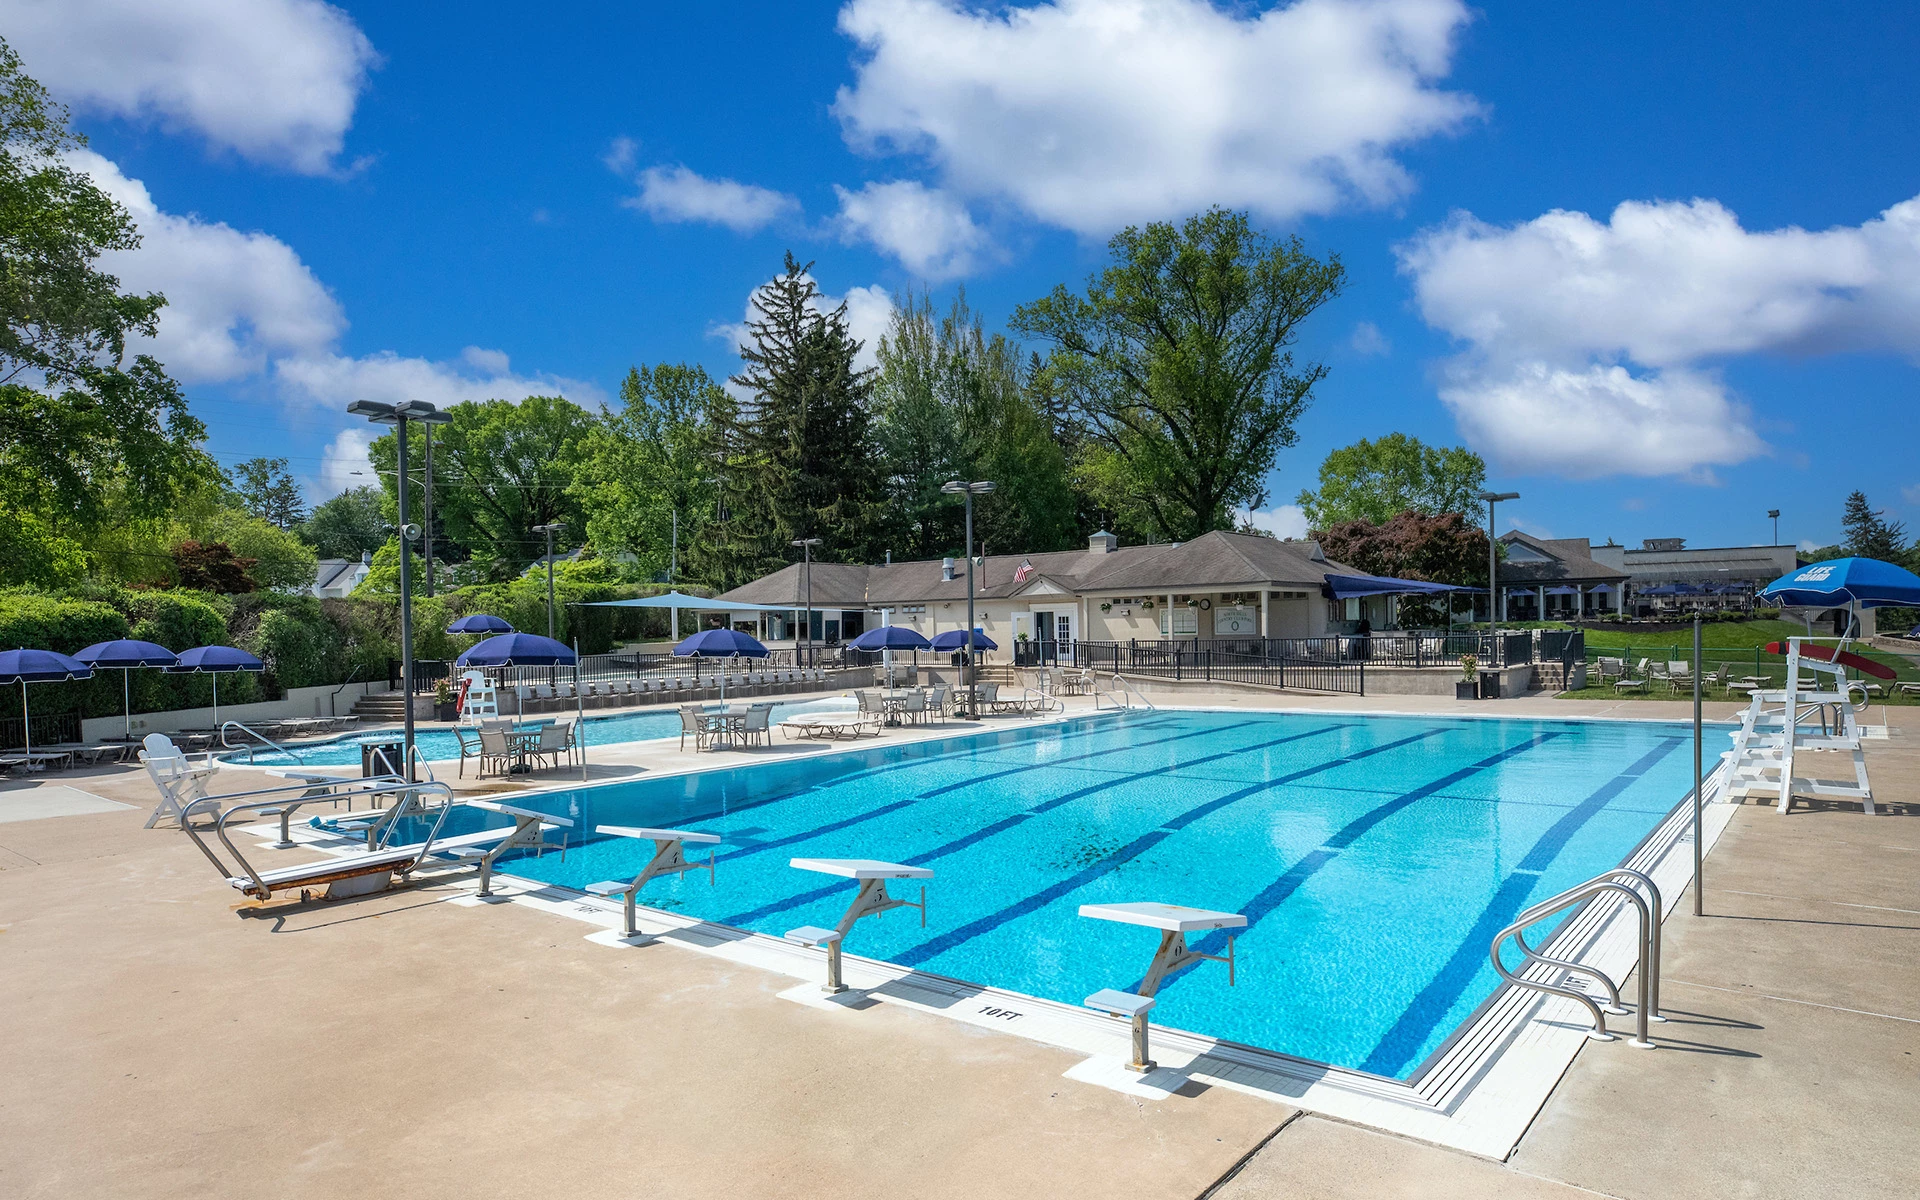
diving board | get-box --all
[586,825,720,940]
[785,858,932,994]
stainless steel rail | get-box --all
[177,777,453,899]
[219,719,305,766]
[1490,866,1664,1048]
[1094,672,1156,711]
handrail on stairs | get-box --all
[1490,866,1663,1048]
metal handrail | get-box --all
[177,777,450,898]
[1094,672,1155,710]
[1491,866,1663,1048]
[219,719,305,766]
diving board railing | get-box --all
[586,825,720,940]
[1079,902,1246,1072]
[219,720,304,766]
[785,859,931,994]
[1490,867,1664,1048]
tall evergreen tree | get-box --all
[1840,490,1909,563]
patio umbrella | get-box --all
[0,649,93,761]
[446,613,514,634]
[1759,557,1920,610]
[673,629,769,701]
[75,639,178,741]
[457,633,586,779]
[166,645,264,728]
[930,628,997,652]
[851,624,933,693]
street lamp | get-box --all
[345,398,451,779]
[1767,509,1781,546]
[790,538,822,667]
[1475,490,1520,629]
[942,480,996,716]
[533,521,566,639]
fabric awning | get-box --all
[574,590,799,612]
[1323,573,1471,600]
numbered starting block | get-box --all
[1079,901,1246,1073]
[586,826,720,940]
[785,858,932,994]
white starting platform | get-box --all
[585,825,721,942]
[450,800,573,901]
[785,858,932,994]
[1078,902,1246,1072]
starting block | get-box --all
[1079,901,1246,1073]
[586,825,721,940]
[785,858,932,994]
[452,801,575,900]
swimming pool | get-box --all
[233,697,856,767]
[357,709,1694,1079]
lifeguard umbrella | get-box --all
[75,639,178,740]
[0,649,92,761]
[851,625,933,691]
[673,629,769,701]
[167,645,263,728]
[446,613,514,635]
[1759,557,1920,611]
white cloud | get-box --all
[275,349,598,415]
[460,346,512,374]
[601,135,639,175]
[831,180,993,277]
[1397,192,1920,478]
[1902,483,1920,505]
[3,0,378,174]
[1349,320,1390,356]
[624,165,799,233]
[833,0,1477,235]
[319,426,374,496]
[1241,504,1309,540]
[712,278,893,376]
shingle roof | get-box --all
[1497,532,1630,585]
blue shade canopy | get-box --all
[456,632,578,667]
[1323,573,1471,600]
[849,625,933,651]
[0,648,93,683]
[446,613,514,634]
[1759,557,1920,609]
[577,591,794,612]
[673,628,770,658]
[168,645,264,673]
[75,639,178,668]
[930,628,998,651]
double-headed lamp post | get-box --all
[1474,490,1520,630]
[346,398,451,779]
[533,521,566,639]
[941,480,996,716]
[791,538,821,667]
[1767,509,1781,545]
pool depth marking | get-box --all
[1358,735,1686,1077]
[891,726,1453,968]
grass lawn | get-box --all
[1555,618,1920,703]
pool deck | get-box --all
[2,690,1914,1198]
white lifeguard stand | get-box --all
[458,669,498,724]
[1079,901,1247,1072]
[585,825,720,941]
[784,858,932,994]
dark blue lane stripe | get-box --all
[1357,735,1685,1077]
[918,715,1219,798]
[718,723,1350,928]
[716,799,918,863]
[892,727,1452,968]
[1162,733,1567,991]
[1028,724,1352,815]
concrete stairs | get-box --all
[350,692,411,722]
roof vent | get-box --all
[1642,538,1685,551]
[941,556,956,581]
[1088,531,1117,554]
[1306,540,1327,563]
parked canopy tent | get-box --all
[165,645,264,727]
[75,639,177,740]
[0,648,92,760]
[576,591,800,638]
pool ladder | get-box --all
[220,720,305,766]
[1490,867,1664,1048]
[1094,672,1156,711]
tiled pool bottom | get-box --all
[374,709,1694,1079]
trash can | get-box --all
[362,741,405,777]
[1479,674,1502,700]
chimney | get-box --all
[941,557,956,581]
[1088,530,1118,555]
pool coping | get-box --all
[270,706,1733,1160]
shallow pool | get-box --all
[353,709,1692,1078]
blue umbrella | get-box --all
[930,628,997,652]
[167,645,264,727]
[77,639,179,740]
[455,632,578,667]
[446,613,514,634]
[1759,557,1920,609]
[850,625,933,651]
[673,629,770,658]
[0,649,93,760]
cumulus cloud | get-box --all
[1241,504,1310,540]
[1349,321,1390,356]
[832,0,1477,235]
[831,180,993,277]
[618,163,798,233]
[2,0,378,174]
[319,426,374,496]
[1398,192,1920,478]
[274,349,597,414]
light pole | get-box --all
[1475,490,1520,630]
[942,480,996,716]
[534,521,566,639]
[346,398,450,780]
[791,538,821,668]
[423,421,437,597]
[1767,508,1780,545]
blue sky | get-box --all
[12,0,1920,553]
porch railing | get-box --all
[1072,640,1366,695]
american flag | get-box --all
[1012,557,1034,584]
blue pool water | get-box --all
[354,709,1693,1078]
[233,697,855,767]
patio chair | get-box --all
[454,727,483,777]
[901,690,928,726]
[477,727,517,778]
[678,706,711,751]
[1612,659,1649,695]
[1666,661,1693,693]
[1595,657,1624,682]
[928,685,949,723]
[139,734,221,829]
[739,704,773,749]
[532,720,575,770]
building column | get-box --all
[1261,589,1270,638]
[1536,585,1546,621]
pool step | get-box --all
[350,692,415,721]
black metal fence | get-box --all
[1072,640,1367,695]
[1014,639,1065,667]
[0,711,82,750]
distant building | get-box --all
[311,552,371,598]
[1494,533,1630,621]
[1590,538,1799,614]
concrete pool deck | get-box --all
[2,692,1914,1198]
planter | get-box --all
[1479,675,1502,700]
[1455,681,1480,700]
[434,702,459,721]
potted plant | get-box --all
[1099,602,1113,613]
[1141,600,1155,610]
[433,678,458,721]
[1456,654,1480,701]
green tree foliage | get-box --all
[1013,207,1343,542]
[301,486,387,559]
[169,541,256,593]
[192,509,316,591]
[370,395,596,579]
[228,456,306,529]
[1311,510,1491,590]
[1840,491,1910,563]
[1295,434,1488,529]
[0,507,86,587]
[723,254,884,584]
[574,364,725,583]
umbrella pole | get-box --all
[124,668,132,741]
[574,642,587,782]
[21,679,29,759]
[212,674,219,728]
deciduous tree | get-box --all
[1296,434,1487,529]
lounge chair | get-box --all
[139,733,221,828]
[1612,659,1649,695]
[1666,660,1693,693]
